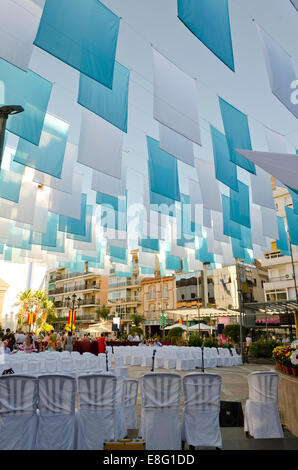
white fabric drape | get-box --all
[49,172,83,220]
[152,48,201,145]
[0,0,42,71]
[250,167,275,210]
[195,159,222,213]
[159,123,194,166]
[261,206,279,239]
[78,108,123,179]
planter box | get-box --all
[278,372,298,437]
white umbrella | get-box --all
[84,324,110,333]
[164,323,189,331]
[188,323,212,331]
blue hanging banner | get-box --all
[30,212,59,248]
[219,98,256,174]
[210,125,238,191]
[34,0,120,89]
[67,204,93,243]
[165,252,182,271]
[0,59,52,145]
[78,61,130,132]
[285,207,298,246]
[140,239,160,253]
[276,216,290,254]
[96,192,126,231]
[59,194,87,237]
[222,195,241,240]
[0,159,24,203]
[14,114,69,178]
[177,0,235,71]
[195,237,215,264]
[289,188,298,215]
[230,182,251,228]
[147,136,181,202]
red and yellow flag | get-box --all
[68,310,76,326]
[27,313,35,325]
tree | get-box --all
[130,313,145,327]
[16,289,56,331]
[96,305,110,321]
[222,324,249,344]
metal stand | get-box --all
[201,347,205,373]
[151,349,156,372]
[105,350,109,372]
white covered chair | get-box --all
[35,374,77,450]
[231,348,242,365]
[77,374,124,450]
[244,371,284,439]
[44,358,58,374]
[0,375,38,450]
[60,357,76,376]
[217,348,233,367]
[202,348,217,369]
[140,372,182,450]
[123,379,138,430]
[176,350,195,371]
[182,373,222,448]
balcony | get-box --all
[108,295,141,305]
[50,284,101,296]
[144,293,169,301]
[54,300,101,309]
[55,271,97,282]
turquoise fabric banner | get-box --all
[34,0,120,89]
[59,194,87,237]
[0,159,24,203]
[165,252,182,271]
[285,207,298,246]
[276,216,290,254]
[195,237,215,264]
[0,59,52,145]
[210,125,238,191]
[147,136,180,202]
[78,61,130,132]
[230,182,251,228]
[219,98,256,174]
[14,114,69,178]
[177,0,235,71]
[222,194,241,240]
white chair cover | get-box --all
[35,374,77,450]
[0,375,38,450]
[77,374,124,450]
[123,379,138,430]
[231,348,242,365]
[244,371,284,439]
[217,348,233,367]
[182,373,222,448]
[140,372,182,450]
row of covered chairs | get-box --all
[0,373,138,450]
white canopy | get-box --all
[164,323,188,331]
[188,323,212,331]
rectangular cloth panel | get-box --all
[285,207,298,246]
[195,159,222,212]
[6,222,31,250]
[59,194,87,237]
[235,149,298,192]
[165,251,182,271]
[250,206,266,247]
[147,136,180,201]
[152,48,200,145]
[276,216,290,253]
[34,0,120,89]
[33,142,77,194]
[291,0,298,10]
[257,24,298,119]
[0,179,37,225]
[289,188,298,215]
[219,97,256,174]
[0,0,42,71]
[222,194,241,239]
[0,59,52,145]
[0,160,24,203]
[67,204,93,242]
[109,245,127,262]
[261,206,278,240]
[96,192,126,231]
[177,0,234,71]
[149,192,177,217]
[49,173,83,220]
[43,230,65,253]
[195,237,214,264]
[30,212,59,248]
[139,239,159,252]
[158,123,194,166]
[212,211,230,243]
[229,181,251,228]
[210,125,238,191]
[91,170,125,197]
[78,107,123,178]
[250,167,275,210]
[78,61,130,132]
[240,225,253,250]
[14,114,69,178]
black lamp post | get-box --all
[0,106,24,168]
[65,293,82,333]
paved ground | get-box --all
[123,363,298,450]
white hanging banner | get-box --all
[235,149,298,191]
[0,0,42,71]
[152,48,201,145]
[49,173,83,220]
[250,167,275,210]
[257,23,298,118]
[212,211,230,244]
[33,142,77,195]
[250,206,266,246]
[195,159,222,212]
[261,206,279,240]
[91,170,125,196]
[159,123,195,166]
[78,108,123,179]
[0,179,37,226]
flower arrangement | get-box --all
[272,345,298,375]
[290,350,298,366]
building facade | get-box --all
[46,262,108,330]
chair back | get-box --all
[123,379,138,407]
[248,371,279,404]
[38,375,76,415]
[78,374,117,412]
[140,372,181,409]
[183,373,221,411]
[0,375,38,415]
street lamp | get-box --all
[0,105,24,168]
[66,293,82,334]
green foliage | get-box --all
[130,326,143,336]
[189,335,203,347]
[167,327,184,338]
[222,324,249,344]
[96,304,110,321]
[119,333,128,340]
[202,337,218,348]
[249,340,278,358]
[130,314,145,327]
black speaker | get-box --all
[219,401,244,427]
[217,323,225,334]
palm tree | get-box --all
[16,289,56,330]
[130,313,145,327]
[16,289,35,328]
[96,304,110,321]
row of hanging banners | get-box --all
[0,0,297,278]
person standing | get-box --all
[65,331,74,352]
[98,333,106,354]
[245,334,252,362]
